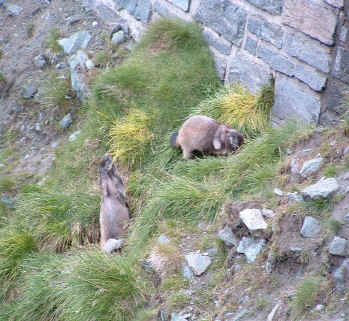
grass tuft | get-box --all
[193,84,274,139]
[109,109,153,167]
[46,29,63,53]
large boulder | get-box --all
[301,178,339,200]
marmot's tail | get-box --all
[102,239,123,254]
[170,132,179,148]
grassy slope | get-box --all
[0,18,320,321]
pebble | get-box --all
[59,113,72,128]
[274,188,284,196]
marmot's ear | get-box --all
[213,138,221,150]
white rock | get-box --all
[69,130,81,142]
[58,31,91,55]
[218,225,238,247]
[274,188,284,196]
[329,236,348,256]
[287,192,303,203]
[262,208,275,218]
[300,157,323,178]
[157,234,170,244]
[239,209,267,231]
[102,239,123,254]
[267,303,281,321]
[343,146,349,155]
[300,216,321,238]
[185,253,211,276]
[301,178,339,200]
[237,237,265,263]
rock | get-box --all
[300,216,321,238]
[333,258,349,291]
[170,312,190,321]
[5,3,23,16]
[102,239,123,254]
[34,123,41,132]
[301,177,339,200]
[239,209,267,231]
[134,0,152,23]
[274,188,283,196]
[343,146,349,155]
[157,234,170,245]
[245,0,283,15]
[262,208,275,218]
[21,83,38,99]
[1,195,15,208]
[267,303,281,321]
[244,37,257,56]
[56,63,66,70]
[0,164,5,170]
[227,52,271,94]
[59,113,73,128]
[111,31,126,45]
[185,253,211,276]
[229,308,249,321]
[272,75,321,124]
[329,237,348,256]
[287,192,303,203]
[58,31,92,55]
[68,130,81,142]
[33,54,48,69]
[294,64,327,92]
[194,0,247,46]
[218,225,238,247]
[237,237,265,263]
[300,157,323,178]
[167,0,190,12]
[313,304,324,312]
[11,105,24,114]
[283,0,337,46]
[344,213,349,222]
[181,263,194,280]
[202,28,232,56]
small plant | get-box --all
[292,276,323,315]
[45,29,63,53]
[323,164,338,178]
[41,71,73,111]
[0,72,6,83]
[326,218,342,234]
[27,24,35,39]
[161,275,189,291]
[0,177,16,193]
[109,109,153,167]
[168,292,191,309]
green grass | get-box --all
[46,29,63,53]
[0,177,16,193]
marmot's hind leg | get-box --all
[182,148,192,160]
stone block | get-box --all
[294,64,327,92]
[194,0,247,46]
[211,51,227,81]
[339,25,348,42]
[272,75,321,123]
[247,15,283,48]
[334,48,349,85]
[246,0,283,15]
[283,0,337,46]
[323,79,349,115]
[202,29,232,55]
[285,31,331,73]
[227,52,271,93]
[125,0,138,15]
[324,0,344,8]
[329,236,348,256]
[257,44,294,76]
[167,0,190,12]
[301,178,339,200]
[58,31,92,55]
[134,0,152,23]
[244,37,257,56]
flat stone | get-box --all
[244,37,257,56]
[272,75,321,124]
[60,113,73,128]
[300,216,321,238]
[111,31,126,45]
[157,234,170,244]
[5,3,23,16]
[69,130,81,142]
[248,15,283,48]
[274,188,284,196]
[301,177,339,200]
[239,209,267,231]
[21,83,38,99]
[58,31,92,55]
[218,225,238,247]
[300,157,323,178]
[33,54,48,69]
[287,192,303,203]
[167,0,190,12]
[185,253,211,276]
[246,0,283,15]
[227,52,271,94]
[294,63,327,92]
[257,44,294,76]
[334,48,349,85]
[103,239,123,254]
[285,31,331,73]
[333,258,349,291]
[212,51,227,81]
[237,237,265,263]
[203,28,232,56]
[262,208,275,218]
[181,263,194,280]
[329,236,348,256]
[171,312,191,321]
[283,0,337,46]
[194,0,247,46]
[134,0,152,23]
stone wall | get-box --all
[82,0,349,124]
